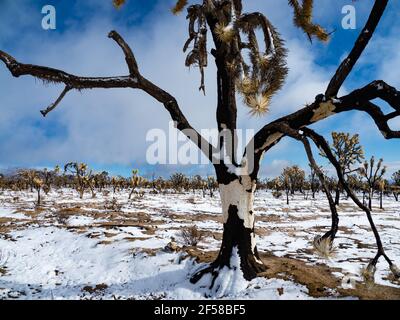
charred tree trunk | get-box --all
[369,190,373,210]
[191,175,266,286]
[36,188,41,206]
[335,185,340,206]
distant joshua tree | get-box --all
[308,164,321,199]
[1,0,399,291]
[18,169,44,205]
[64,162,95,199]
[359,157,386,210]
[279,166,305,204]
[392,170,400,201]
[170,173,190,193]
[279,168,291,205]
[128,169,146,199]
[322,132,364,205]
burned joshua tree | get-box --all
[1,0,400,293]
[322,132,364,205]
[358,156,386,210]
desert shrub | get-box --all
[170,173,189,193]
[56,212,69,225]
[179,225,203,246]
[272,191,282,199]
[104,197,122,211]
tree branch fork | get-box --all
[0,30,220,163]
[0,0,399,174]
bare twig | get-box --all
[40,86,71,117]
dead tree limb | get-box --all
[302,127,399,279]
[325,0,389,98]
[269,123,339,255]
[0,31,217,163]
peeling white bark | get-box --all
[219,179,256,229]
[310,101,337,122]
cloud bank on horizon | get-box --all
[0,0,399,178]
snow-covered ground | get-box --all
[0,188,399,300]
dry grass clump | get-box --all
[179,225,204,247]
[104,198,122,211]
[313,236,336,258]
[272,191,282,199]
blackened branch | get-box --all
[40,86,72,117]
[108,30,139,76]
[344,80,400,111]
[325,0,389,98]
[0,50,136,89]
[0,32,215,161]
[302,127,394,267]
[270,123,339,244]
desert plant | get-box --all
[321,132,364,205]
[272,190,282,199]
[206,176,217,198]
[170,173,189,193]
[179,225,204,247]
[32,176,44,206]
[279,166,304,204]
[392,170,400,201]
[64,162,95,199]
[376,179,389,210]
[128,169,146,199]
[359,157,386,210]
[104,197,122,211]
[190,175,204,193]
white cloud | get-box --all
[259,159,292,179]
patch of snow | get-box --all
[0,207,28,219]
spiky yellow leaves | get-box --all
[78,163,88,172]
[33,177,44,188]
[258,55,270,69]
[112,0,126,9]
[288,0,329,42]
[236,77,270,116]
[215,23,236,43]
[172,0,188,15]
[236,77,259,96]
[244,94,271,117]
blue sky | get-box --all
[0,0,399,179]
